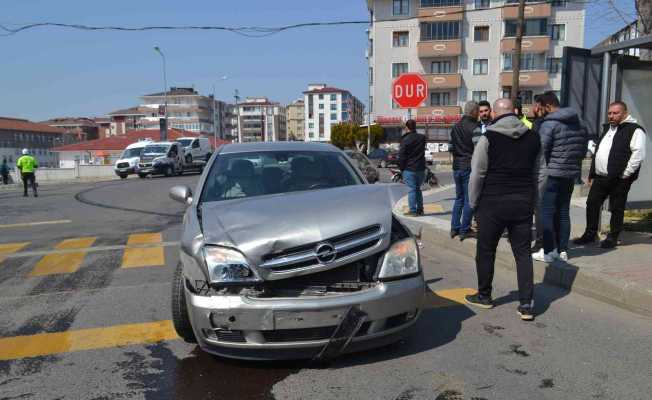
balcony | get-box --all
[502,2,551,19]
[418,6,464,21]
[501,36,550,53]
[417,105,462,117]
[421,73,462,89]
[500,71,549,87]
[418,40,462,58]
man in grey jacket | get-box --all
[532,93,588,263]
[465,99,541,321]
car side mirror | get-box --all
[170,185,193,205]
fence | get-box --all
[10,164,116,183]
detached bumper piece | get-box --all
[314,306,367,361]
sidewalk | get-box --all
[397,185,652,317]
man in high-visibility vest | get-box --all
[16,149,38,197]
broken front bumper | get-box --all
[185,276,425,360]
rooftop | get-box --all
[303,86,350,95]
[108,106,146,116]
[142,87,199,97]
[0,117,67,134]
[52,129,230,152]
[40,117,98,127]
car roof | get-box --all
[219,141,341,155]
[145,141,177,146]
[125,140,153,149]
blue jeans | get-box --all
[542,177,575,253]
[452,169,473,234]
[403,170,425,213]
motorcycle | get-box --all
[390,168,439,190]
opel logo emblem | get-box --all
[315,243,337,264]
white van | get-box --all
[176,137,212,165]
[114,139,153,179]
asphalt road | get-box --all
[0,173,651,400]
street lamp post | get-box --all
[154,46,168,141]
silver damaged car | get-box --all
[169,142,425,360]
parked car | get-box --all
[169,142,424,360]
[368,148,399,168]
[177,137,213,164]
[137,141,185,178]
[344,149,379,183]
[113,139,153,179]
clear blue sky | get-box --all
[0,0,638,121]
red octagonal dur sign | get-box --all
[392,73,428,108]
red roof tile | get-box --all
[51,129,230,152]
[0,117,67,134]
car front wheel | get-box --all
[171,262,197,343]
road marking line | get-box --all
[0,220,72,229]
[29,237,97,276]
[426,288,476,309]
[121,233,165,268]
[0,320,178,361]
[0,242,30,264]
[4,241,179,259]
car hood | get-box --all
[199,183,408,265]
[115,157,139,165]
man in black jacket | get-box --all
[575,101,647,248]
[449,101,479,240]
[399,119,426,216]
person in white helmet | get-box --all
[16,149,39,197]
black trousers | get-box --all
[586,176,633,238]
[21,172,37,195]
[476,194,534,305]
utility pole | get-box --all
[510,0,526,103]
[233,89,241,143]
[153,46,168,141]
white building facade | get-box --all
[367,0,585,136]
[303,84,365,142]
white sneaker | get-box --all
[532,249,557,263]
[558,251,568,262]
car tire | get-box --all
[138,173,147,179]
[165,165,173,177]
[186,155,192,165]
[171,262,197,343]
[380,160,387,169]
[119,174,128,179]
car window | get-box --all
[121,148,143,158]
[200,150,363,203]
[177,139,193,147]
[142,145,169,155]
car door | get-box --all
[190,140,200,159]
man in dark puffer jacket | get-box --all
[532,92,588,263]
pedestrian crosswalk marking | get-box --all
[29,237,97,276]
[426,288,476,309]
[0,242,30,264]
[121,233,165,268]
[0,320,178,361]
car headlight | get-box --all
[153,157,163,165]
[378,238,420,280]
[203,246,260,284]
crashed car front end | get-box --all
[178,185,425,360]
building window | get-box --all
[472,91,488,102]
[393,0,409,15]
[309,132,315,138]
[548,57,562,74]
[392,62,408,78]
[550,24,566,41]
[474,26,490,41]
[392,99,400,109]
[551,0,566,6]
[369,67,373,84]
[319,103,324,110]
[431,61,453,73]
[420,21,461,41]
[331,113,338,121]
[369,96,373,113]
[430,92,452,106]
[503,53,546,71]
[505,18,548,37]
[393,31,410,47]
[473,59,489,75]
[475,0,490,9]
[319,94,324,100]
[420,0,462,6]
[518,90,534,104]
[331,94,337,101]
[331,103,337,111]
[309,122,314,129]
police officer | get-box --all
[16,149,38,197]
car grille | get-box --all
[139,163,152,168]
[117,162,130,168]
[260,225,383,273]
[262,326,337,343]
[215,329,246,343]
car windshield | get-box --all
[121,148,143,158]
[142,145,169,155]
[200,150,362,203]
[177,139,193,147]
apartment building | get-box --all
[303,84,365,142]
[236,97,287,143]
[0,117,74,168]
[286,99,306,141]
[367,0,585,137]
[41,117,100,141]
